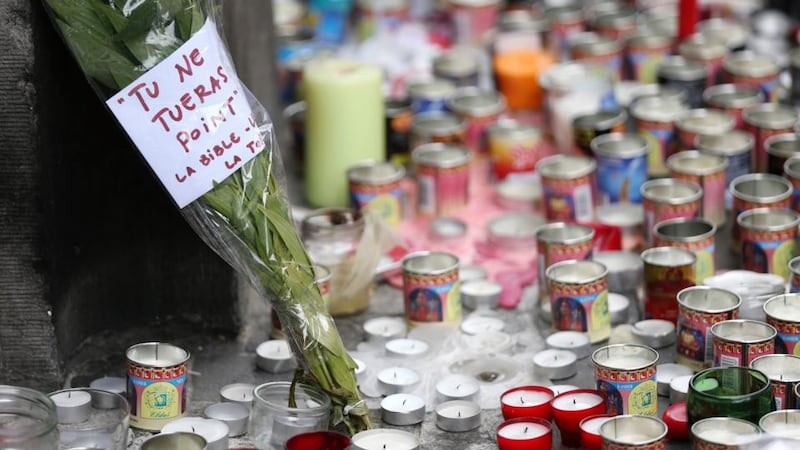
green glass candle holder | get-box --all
[687,366,775,426]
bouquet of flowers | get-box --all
[42,0,370,434]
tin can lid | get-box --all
[697,17,748,51]
[766,133,800,160]
[347,161,405,185]
[411,142,470,168]
[570,32,622,56]
[126,342,190,368]
[402,251,459,275]
[592,7,637,31]
[737,207,800,232]
[695,130,753,156]
[590,132,648,159]
[410,112,466,137]
[666,150,727,177]
[448,88,506,117]
[785,156,800,179]
[691,418,762,446]
[730,173,792,203]
[743,104,798,130]
[407,79,457,101]
[640,246,696,267]
[545,259,608,285]
[544,4,583,23]
[433,51,480,79]
[488,120,541,141]
[536,222,595,245]
[640,178,702,204]
[653,217,716,244]
[657,55,707,81]
[630,96,688,122]
[710,319,777,343]
[676,109,735,136]
[677,285,741,314]
[574,109,626,132]
[625,31,673,50]
[702,83,764,109]
[678,33,728,60]
[724,51,779,78]
[537,154,596,179]
[497,10,549,32]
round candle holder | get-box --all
[691,417,762,448]
[533,349,578,380]
[608,293,630,326]
[579,415,612,450]
[377,367,421,394]
[656,363,693,397]
[496,417,552,450]
[363,316,407,343]
[461,279,502,310]
[500,385,554,421]
[670,375,692,404]
[687,366,775,425]
[460,315,505,335]
[350,428,420,450]
[140,432,206,450]
[0,385,59,449]
[162,417,229,450]
[435,400,481,432]
[49,388,130,450]
[285,431,351,450]
[631,319,676,349]
[219,383,255,408]
[551,389,607,448]
[89,376,126,396]
[710,319,776,367]
[204,402,249,437]
[255,340,296,373]
[751,354,800,410]
[592,344,659,416]
[676,285,741,372]
[599,415,668,450]
[249,382,331,450]
[380,394,426,426]
[546,331,591,359]
[435,375,480,402]
[385,338,430,358]
[759,409,800,440]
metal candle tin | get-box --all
[759,409,800,439]
[695,131,753,208]
[573,110,627,157]
[410,112,466,150]
[724,51,780,103]
[653,218,716,283]
[742,104,798,173]
[674,109,735,151]
[666,150,728,227]
[447,88,506,153]
[385,98,413,165]
[676,286,741,372]
[544,4,585,59]
[765,294,800,355]
[537,155,597,223]
[411,143,470,217]
[702,83,764,129]
[432,50,480,88]
[630,96,689,177]
[641,179,703,245]
[766,133,800,176]
[711,319,777,367]
[678,34,729,87]
[592,344,659,416]
[569,32,624,81]
[126,342,190,431]
[791,258,800,293]
[625,32,672,83]
[546,260,610,344]
[590,133,648,205]
[487,121,543,181]
[750,354,800,410]
[737,208,800,279]
[402,252,461,324]
[730,173,793,251]
[591,7,637,40]
[537,222,595,300]
[347,161,405,226]
[407,79,457,114]
[641,247,696,324]
[690,417,761,450]
[785,157,800,213]
[656,56,708,109]
[599,415,667,450]
[595,204,645,252]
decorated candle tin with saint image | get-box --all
[674,109,735,152]
[702,84,764,129]
[537,155,597,223]
[691,417,762,450]
[751,354,800,410]
[653,218,716,283]
[347,161,406,225]
[574,110,627,158]
[410,112,466,150]
[742,104,798,173]
[407,79,457,114]
[641,179,703,245]
[600,415,667,450]
[766,133,800,176]
[711,319,776,367]
[666,151,728,227]
[447,88,506,153]
[695,131,753,209]
[590,132,648,205]
[764,294,800,356]
[487,121,543,181]
[537,222,595,300]
[676,286,741,372]
[546,260,610,343]
[592,344,658,416]
[411,143,470,217]
[641,247,696,324]
[569,32,624,81]
[625,32,672,83]
[737,208,800,280]
[402,252,461,324]
[785,157,800,213]
[127,342,190,431]
[723,51,780,103]
[591,7,637,40]
[630,95,689,177]
[730,173,793,252]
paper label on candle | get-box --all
[677,307,735,372]
[106,19,264,208]
[595,365,657,416]
[549,281,610,344]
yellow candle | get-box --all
[304,59,385,207]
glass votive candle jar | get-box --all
[249,382,331,450]
[49,388,129,450]
[687,366,775,426]
[0,385,59,449]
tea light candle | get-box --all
[363,317,407,342]
[656,364,693,397]
[461,279,503,310]
[380,393,426,426]
[204,402,249,437]
[460,265,488,282]
[551,389,607,447]
[435,400,482,432]
[496,417,552,450]
[632,319,676,348]
[436,375,480,402]
[140,432,207,450]
[669,375,691,404]
[550,385,579,396]
[377,367,421,394]
[50,390,92,424]
[759,410,800,439]
[161,417,230,450]
[533,349,578,380]
[546,331,591,359]
[89,376,126,396]
[385,338,429,358]
[351,429,420,450]
[580,415,612,450]
[353,358,367,383]
[464,330,513,354]
[460,316,505,335]
[500,386,554,420]
[219,383,255,407]
[256,340,295,373]
[608,293,631,325]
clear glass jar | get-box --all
[49,388,129,450]
[249,382,331,450]
[302,208,371,316]
[0,385,59,449]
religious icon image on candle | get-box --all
[546,260,611,344]
[551,389,607,448]
[496,417,552,450]
[592,344,658,417]
[500,385,554,421]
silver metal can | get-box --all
[653,218,716,283]
[766,133,800,176]
[737,208,800,280]
[724,51,780,103]
[410,112,466,150]
[590,132,648,205]
[702,83,764,129]
[432,50,480,88]
[742,103,798,173]
[407,79,457,114]
[656,56,708,109]
[411,143,470,217]
[641,179,703,245]
[666,150,728,227]
[695,130,753,209]
[538,155,597,223]
[674,109,736,151]
[447,88,506,153]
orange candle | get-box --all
[494,49,555,111]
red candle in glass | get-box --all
[663,401,690,441]
[500,386,554,420]
[284,430,351,450]
[496,417,552,450]
[579,414,612,450]
[551,389,607,447]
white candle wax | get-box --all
[351,429,420,450]
[694,428,757,445]
[608,293,630,324]
[766,299,800,322]
[363,317,407,341]
[551,392,603,410]
[498,422,549,439]
[669,375,692,404]
[656,363,693,396]
[632,319,676,348]
[460,316,505,335]
[464,331,513,354]
[581,416,610,434]
[533,349,577,380]
[377,367,420,394]
[162,417,229,450]
[601,356,653,369]
[256,340,295,373]
[385,338,429,358]
[546,331,591,359]
[762,422,800,439]
[89,376,126,395]
[50,390,92,424]
[436,375,480,401]
[462,280,502,296]
[380,393,426,426]
[220,383,255,407]
[204,402,249,437]
[435,400,482,432]
[501,389,552,407]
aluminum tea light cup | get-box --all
[546,331,591,359]
[641,247,696,324]
[380,393,426,426]
[546,260,611,343]
[760,410,800,440]
[377,367,421,395]
[536,222,595,301]
[710,319,777,367]
[641,179,703,246]
[631,319,675,349]
[533,349,578,380]
[653,218,716,283]
[766,133,800,176]
[140,432,207,450]
[691,417,762,448]
[592,344,659,416]
[669,375,691,404]
[737,208,800,280]
[435,400,481,432]
[537,154,597,223]
[599,415,668,449]
[751,354,800,410]
[676,286,741,371]
[666,150,728,227]
[765,294,800,354]
[460,279,502,310]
